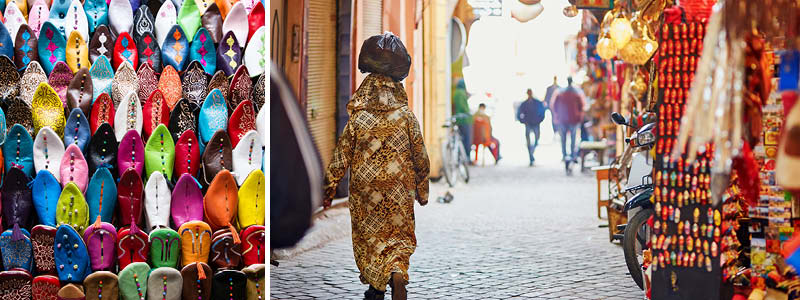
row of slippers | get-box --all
[1,263,265,299]
[0,164,265,231]
[0,90,265,181]
[0,221,264,277]
[2,57,265,137]
[0,172,264,297]
[0,0,266,78]
[0,61,266,180]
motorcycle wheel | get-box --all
[623,208,653,290]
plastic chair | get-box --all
[472,116,492,166]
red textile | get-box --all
[681,0,715,21]
[732,141,760,206]
[664,6,683,24]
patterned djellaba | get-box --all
[324,74,430,291]
[650,12,722,300]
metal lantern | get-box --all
[510,0,544,23]
[563,5,578,17]
[597,36,617,60]
[610,16,633,49]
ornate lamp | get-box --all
[597,35,617,60]
[610,16,634,49]
[511,0,544,23]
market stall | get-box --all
[585,0,800,298]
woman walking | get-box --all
[324,33,430,300]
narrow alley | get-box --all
[271,127,643,299]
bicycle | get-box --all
[441,115,470,187]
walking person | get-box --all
[544,76,561,139]
[324,34,430,300]
[453,79,473,160]
[517,89,545,166]
[552,77,586,174]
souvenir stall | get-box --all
[618,0,800,298]
[581,0,800,298]
[0,0,267,298]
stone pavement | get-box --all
[270,139,645,299]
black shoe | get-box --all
[364,286,385,300]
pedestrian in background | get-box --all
[517,89,545,166]
[473,103,502,164]
[552,77,586,168]
[544,76,561,139]
[453,79,473,160]
[324,33,429,300]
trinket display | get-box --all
[586,0,800,298]
[650,6,722,300]
[750,54,796,277]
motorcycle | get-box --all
[610,112,655,290]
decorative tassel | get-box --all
[93,216,102,230]
[94,181,104,229]
[228,224,241,244]
[11,223,23,241]
[130,221,140,235]
[196,261,206,279]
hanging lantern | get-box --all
[597,36,617,60]
[511,0,544,23]
[610,16,634,49]
[630,71,647,99]
[618,21,659,65]
[601,10,616,29]
[563,5,578,17]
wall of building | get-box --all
[351,0,384,92]
[269,0,285,68]
[335,0,352,198]
[282,0,305,108]
[422,0,451,178]
[337,0,352,135]
[381,0,418,112]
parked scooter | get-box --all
[610,112,655,290]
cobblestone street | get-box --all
[270,132,645,299]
